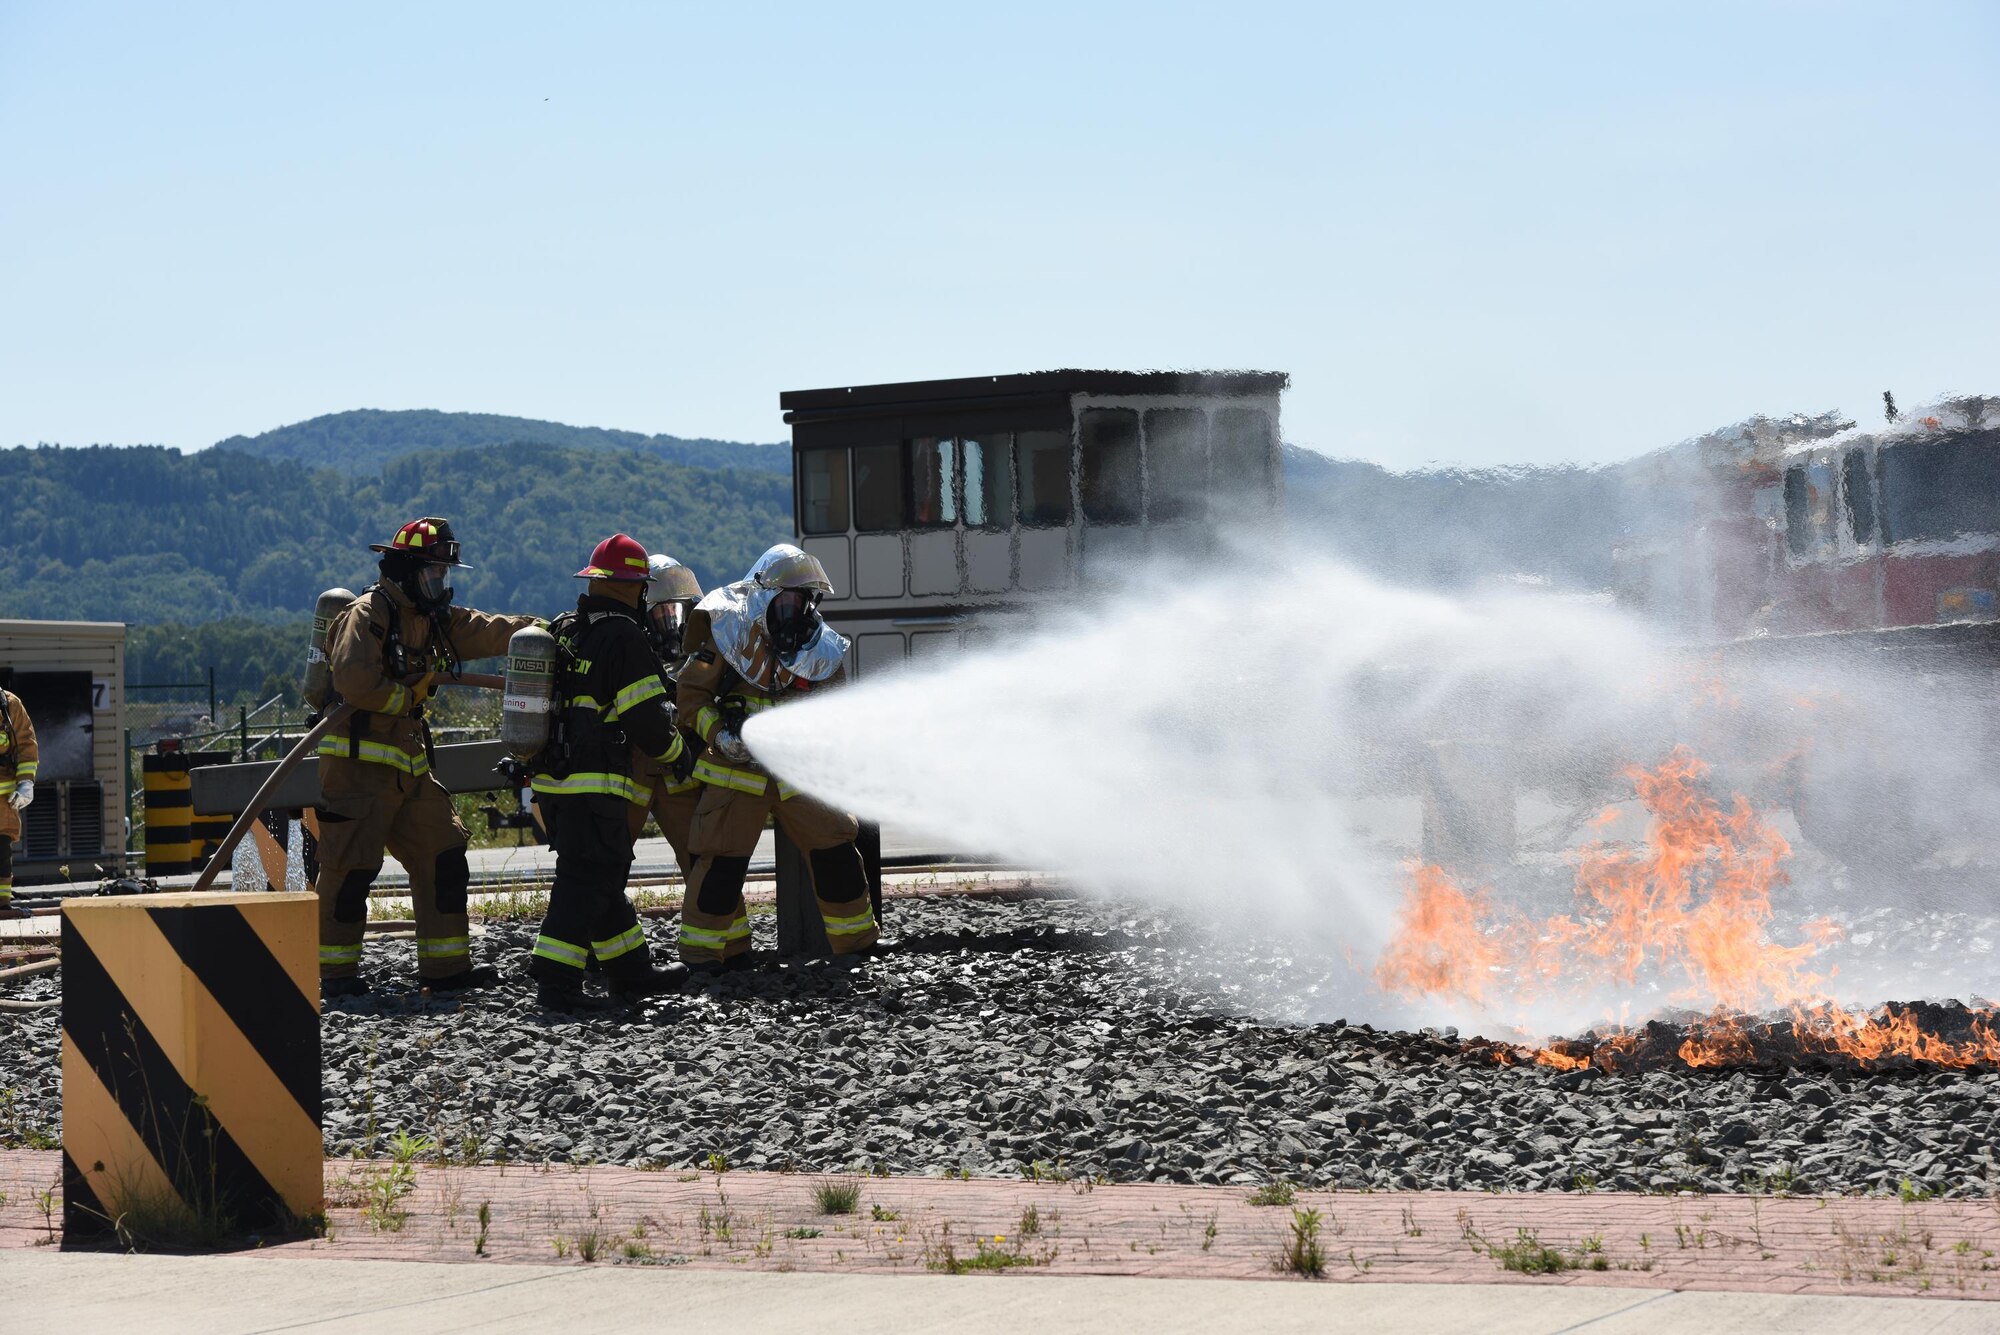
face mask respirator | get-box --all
[767,589,822,658]
[409,563,454,611]
[647,601,687,658]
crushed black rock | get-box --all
[3,892,1998,1196]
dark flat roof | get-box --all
[779,369,1288,418]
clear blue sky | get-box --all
[2,2,1995,467]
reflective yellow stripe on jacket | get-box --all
[608,676,667,721]
[530,771,653,805]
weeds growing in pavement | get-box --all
[475,1201,491,1255]
[705,1151,730,1174]
[35,1183,57,1245]
[1400,1204,1423,1237]
[923,1222,1045,1274]
[698,1204,734,1245]
[1248,1179,1295,1207]
[1273,1208,1327,1278]
[812,1178,861,1215]
[1487,1228,1570,1275]
[362,1160,417,1232]
[576,1226,602,1262]
[552,1234,570,1259]
[1018,1204,1042,1238]
[1899,1178,1939,1204]
[871,1203,900,1222]
[1019,1158,1069,1182]
[785,1226,823,1239]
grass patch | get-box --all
[785,1226,824,1239]
[812,1177,861,1215]
[1248,1179,1296,1207]
[1490,1228,1571,1274]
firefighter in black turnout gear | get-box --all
[528,534,695,1009]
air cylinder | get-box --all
[302,588,355,710]
[502,625,559,758]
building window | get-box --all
[852,443,904,533]
[1017,429,1072,527]
[798,447,850,535]
[1212,407,1275,498]
[1843,449,1876,545]
[1144,408,1207,522]
[907,437,958,528]
[1782,466,1810,557]
[963,435,1013,529]
[1880,437,2000,545]
[1080,408,1141,524]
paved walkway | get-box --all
[9,1252,2000,1334]
[6,1150,1997,1326]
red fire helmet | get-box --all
[575,533,652,581]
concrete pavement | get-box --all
[9,1253,1999,1334]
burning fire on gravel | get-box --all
[1374,747,2000,1074]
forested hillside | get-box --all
[0,443,794,627]
[219,408,790,477]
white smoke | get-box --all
[746,534,2000,1038]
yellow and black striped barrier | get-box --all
[61,891,322,1236]
[140,754,197,875]
[142,750,236,876]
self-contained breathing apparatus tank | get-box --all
[501,624,560,758]
[302,588,356,710]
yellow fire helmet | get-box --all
[750,543,833,594]
[645,553,704,604]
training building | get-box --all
[0,618,128,882]
[779,369,1288,678]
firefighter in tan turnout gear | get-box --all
[527,534,694,1009]
[0,680,38,920]
[627,553,705,877]
[676,544,878,971]
[315,518,537,997]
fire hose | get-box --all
[187,672,505,895]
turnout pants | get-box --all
[627,759,699,879]
[680,783,877,964]
[532,794,653,984]
[0,831,13,908]
[312,757,474,980]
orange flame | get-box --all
[1377,747,2000,1071]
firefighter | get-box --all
[627,553,705,877]
[528,534,693,1009]
[0,678,37,920]
[315,518,537,997]
[676,544,878,972]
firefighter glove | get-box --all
[711,727,752,765]
[9,779,32,810]
[668,742,699,785]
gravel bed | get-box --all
[4,892,1999,1195]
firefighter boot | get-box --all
[535,969,615,1012]
[426,964,502,993]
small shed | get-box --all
[0,619,127,880]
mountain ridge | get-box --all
[215,407,790,476]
